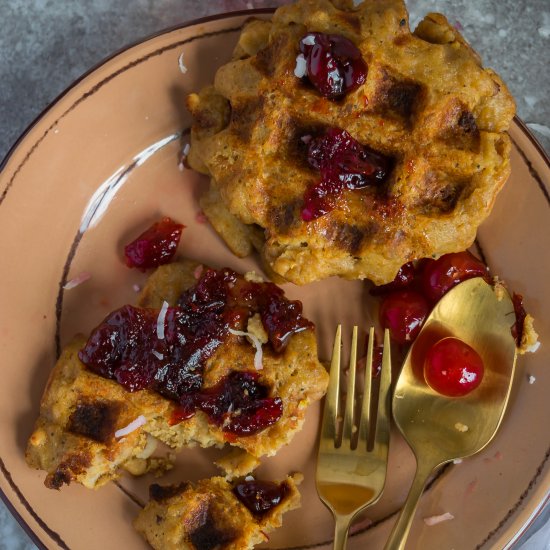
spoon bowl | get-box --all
[385,277,518,550]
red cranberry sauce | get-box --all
[379,290,429,345]
[124,217,184,269]
[301,128,391,221]
[79,268,312,433]
[233,479,289,517]
[173,371,283,436]
[421,252,489,303]
[372,251,488,344]
[299,33,367,99]
[511,293,526,346]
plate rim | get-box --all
[0,8,549,550]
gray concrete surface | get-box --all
[0,1,548,549]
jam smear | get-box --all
[79,268,311,434]
[511,292,526,346]
[173,371,283,436]
[124,217,184,269]
[302,128,391,221]
[233,479,288,517]
[299,33,367,99]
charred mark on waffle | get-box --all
[149,482,190,502]
[67,400,123,444]
[417,172,471,214]
[269,199,301,233]
[376,70,424,123]
[46,453,92,490]
[458,111,477,133]
[189,503,237,550]
[327,222,374,254]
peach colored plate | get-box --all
[0,10,548,550]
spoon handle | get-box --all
[384,461,435,550]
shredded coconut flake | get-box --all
[528,375,536,384]
[64,272,91,290]
[178,52,188,74]
[526,341,541,353]
[229,328,264,370]
[132,283,141,292]
[157,301,169,340]
[423,512,454,526]
[294,53,307,78]
[115,415,146,438]
[152,350,164,360]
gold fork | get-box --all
[316,325,392,549]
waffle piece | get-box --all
[134,474,302,550]
[186,0,515,285]
[26,260,328,488]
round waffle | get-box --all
[186,0,515,285]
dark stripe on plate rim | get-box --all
[0,457,69,550]
[0,6,271,206]
[0,23,241,207]
[511,137,550,205]
[113,481,145,509]
[0,10,548,550]
[476,446,550,549]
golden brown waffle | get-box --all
[26,261,327,488]
[134,474,301,549]
[186,0,515,285]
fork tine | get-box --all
[373,328,392,453]
[321,325,342,443]
[342,326,358,446]
[358,327,374,448]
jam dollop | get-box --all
[79,268,311,434]
[299,33,367,99]
[301,128,391,221]
[124,217,184,269]
[173,371,283,436]
[233,479,288,517]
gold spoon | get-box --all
[384,277,518,550]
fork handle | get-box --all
[383,461,435,550]
[333,515,352,550]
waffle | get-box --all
[26,260,327,488]
[186,0,515,285]
[134,474,301,550]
